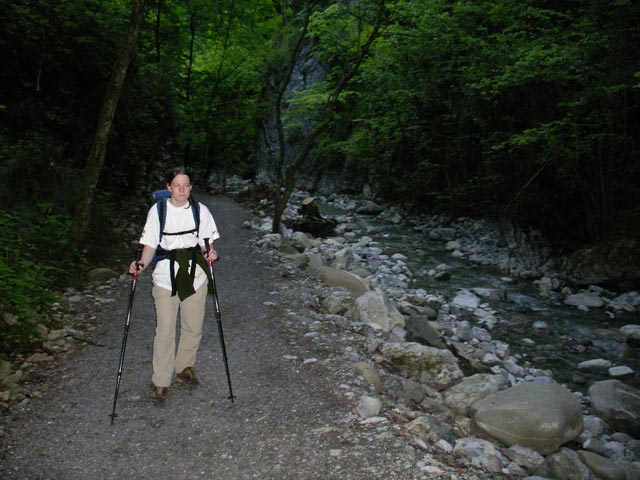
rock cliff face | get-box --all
[255,43,348,194]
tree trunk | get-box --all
[270,3,315,233]
[72,0,145,249]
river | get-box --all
[324,200,640,394]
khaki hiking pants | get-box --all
[151,283,207,387]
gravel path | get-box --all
[1,194,461,480]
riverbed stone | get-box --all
[453,437,509,473]
[575,414,600,440]
[442,373,507,416]
[315,265,369,298]
[620,324,640,337]
[405,414,455,444]
[504,444,545,472]
[379,342,464,391]
[564,292,604,308]
[322,290,352,314]
[353,361,382,393]
[469,381,583,455]
[451,289,481,310]
[428,227,457,241]
[404,316,446,349]
[589,380,640,437]
[578,359,613,370]
[577,450,627,480]
[534,447,596,480]
[353,289,405,332]
[355,395,382,418]
[627,332,640,348]
[609,366,634,378]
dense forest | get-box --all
[1,0,639,354]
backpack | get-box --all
[153,196,200,262]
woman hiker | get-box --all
[128,166,219,401]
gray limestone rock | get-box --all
[469,382,583,455]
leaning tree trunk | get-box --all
[271,0,385,233]
[73,0,145,249]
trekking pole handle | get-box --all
[204,238,217,266]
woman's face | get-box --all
[167,173,192,206]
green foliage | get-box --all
[333,0,640,245]
[0,206,76,355]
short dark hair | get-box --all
[165,166,193,185]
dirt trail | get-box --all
[0,194,436,480]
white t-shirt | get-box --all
[139,200,220,292]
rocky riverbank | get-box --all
[238,185,640,480]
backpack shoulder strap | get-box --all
[156,197,168,244]
[191,201,200,235]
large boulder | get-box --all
[562,237,640,286]
[379,342,464,391]
[354,289,405,332]
[469,382,583,455]
[589,380,640,437]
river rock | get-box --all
[442,373,508,416]
[577,450,627,480]
[405,415,455,444]
[453,437,509,473]
[315,265,369,298]
[608,291,640,313]
[469,381,583,455]
[578,359,613,370]
[534,447,597,480]
[353,289,405,332]
[451,289,481,310]
[379,342,464,391]
[620,324,640,337]
[322,290,351,314]
[354,200,383,214]
[582,415,608,439]
[352,362,382,393]
[428,227,457,242]
[589,380,640,437]
[609,366,634,378]
[627,332,640,348]
[355,395,382,418]
[87,268,120,282]
[503,444,545,473]
[404,316,446,349]
[564,292,604,308]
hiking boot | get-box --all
[151,386,168,403]
[176,366,199,386]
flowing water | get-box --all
[332,207,640,393]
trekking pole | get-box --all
[205,238,235,402]
[109,256,140,424]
